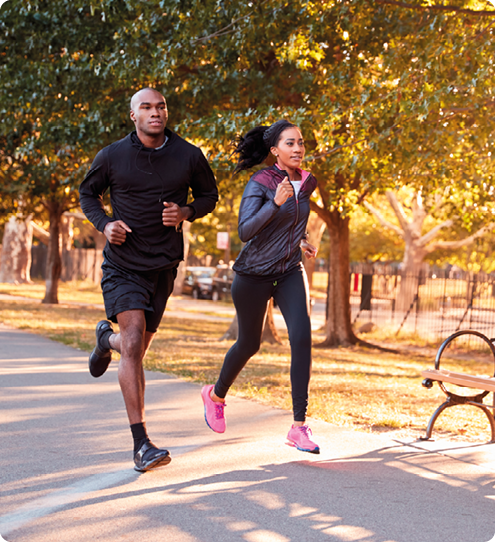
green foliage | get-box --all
[2,0,495,261]
[350,205,404,263]
[0,0,133,218]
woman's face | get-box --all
[271,127,305,170]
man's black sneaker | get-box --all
[134,441,171,472]
[89,320,114,378]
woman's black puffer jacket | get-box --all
[233,165,317,276]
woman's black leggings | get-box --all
[214,265,312,422]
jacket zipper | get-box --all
[281,179,300,273]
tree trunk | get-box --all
[220,299,282,344]
[396,238,427,312]
[173,221,191,296]
[261,298,283,344]
[223,222,232,265]
[42,202,63,304]
[61,214,74,253]
[220,313,238,341]
[60,214,74,281]
[0,214,33,284]
[320,210,358,346]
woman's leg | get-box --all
[273,267,312,423]
[214,274,274,399]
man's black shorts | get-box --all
[101,258,177,333]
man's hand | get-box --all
[104,220,132,245]
[274,176,294,207]
[162,202,192,227]
[301,239,318,259]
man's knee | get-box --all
[117,312,147,360]
[123,327,147,358]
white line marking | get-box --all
[0,442,207,536]
[0,469,133,535]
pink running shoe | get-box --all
[287,424,320,454]
[201,385,226,433]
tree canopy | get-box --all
[1,0,495,331]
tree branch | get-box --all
[306,139,367,161]
[192,1,270,43]
[64,211,88,221]
[31,221,50,245]
[363,201,404,237]
[192,13,253,43]
[374,0,495,16]
[424,223,495,253]
[417,219,454,247]
[385,191,411,233]
[474,19,495,38]
[309,199,331,224]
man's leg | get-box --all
[111,309,170,472]
[115,309,150,425]
[90,263,174,471]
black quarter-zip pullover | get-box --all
[79,129,218,272]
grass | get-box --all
[2,282,495,443]
[0,279,104,305]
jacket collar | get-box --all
[129,128,174,150]
[272,163,312,183]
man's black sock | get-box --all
[100,329,113,350]
[130,422,149,454]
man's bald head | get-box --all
[130,88,166,112]
[129,88,168,147]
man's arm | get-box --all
[78,149,114,233]
[185,150,219,221]
[80,150,133,245]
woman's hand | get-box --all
[301,239,318,259]
[274,177,294,207]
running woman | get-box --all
[201,119,320,453]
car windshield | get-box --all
[192,269,215,279]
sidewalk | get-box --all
[1,324,495,542]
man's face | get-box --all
[130,89,168,137]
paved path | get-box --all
[2,325,495,542]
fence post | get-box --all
[396,271,421,337]
[360,273,372,311]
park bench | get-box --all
[421,329,495,442]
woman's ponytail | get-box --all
[233,119,296,174]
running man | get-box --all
[79,87,218,472]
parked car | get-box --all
[182,267,216,299]
[182,266,234,301]
[211,266,235,301]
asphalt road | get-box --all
[2,323,495,542]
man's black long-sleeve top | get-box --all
[79,129,218,272]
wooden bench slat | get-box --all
[421,369,495,392]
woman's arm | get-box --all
[238,176,295,242]
[237,180,281,242]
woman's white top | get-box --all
[291,180,302,200]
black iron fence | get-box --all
[27,247,495,342]
[31,245,103,283]
[350,263,495,342]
